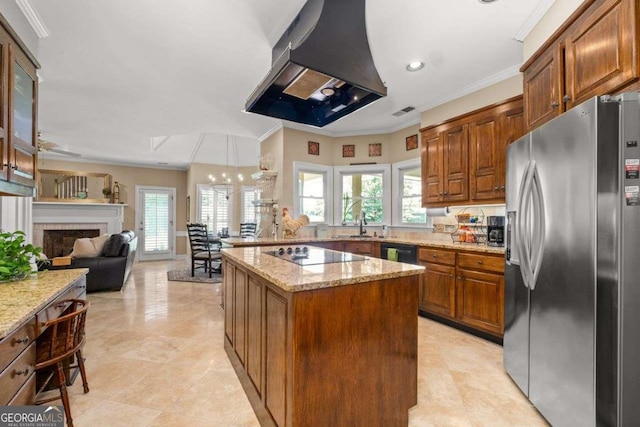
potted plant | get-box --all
[102,187,112,203]
[0,231,46,282]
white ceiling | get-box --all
[29,0,553,169]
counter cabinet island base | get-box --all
[223,255,420,427]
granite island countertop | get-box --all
[0,268,88,339]
[221,246,424,292]
[221,235,505,255]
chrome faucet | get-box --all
[359,210,368,236]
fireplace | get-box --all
[43,229,101,258]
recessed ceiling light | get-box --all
[406,61,424,72]
[478,0,498,3]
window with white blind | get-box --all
[392,158,427,226]
[241,186,256,224]
[197,184,233,234]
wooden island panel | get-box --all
[222,252,420,427]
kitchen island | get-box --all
[222,246,424,427]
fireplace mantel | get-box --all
[32,202,127,249]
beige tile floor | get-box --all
[47,260,548,426]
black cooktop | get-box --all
[263,246,367,266]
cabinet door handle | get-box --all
[450,274,453,278]
[11,165,18,170]
[494,186,499,191]
[563,95,571,103]
[14,368,29,376]
[551,101,559,108]
[477,260,483,264]
[443,191,448,195]
[500,185,505,190]
[13,336,29,345]
[439,192,443,196]
[457,276,462,280]
[432,254,437,258]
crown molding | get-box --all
[514,0,555,42]
[15,0,49,38]
[414,64,522,114]
[258,122,283,142]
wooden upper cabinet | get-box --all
[0,16,39,196]
[422,96,523,207]
[523,45,563,130]
[522,0,639,131]
[421,130,444,204]
[469,115,500,201]
[0,31,9,183]
[442,124,469,202]
[564,0,636,108]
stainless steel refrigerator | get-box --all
[504,93,640,427]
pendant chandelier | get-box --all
[208,135,243,200]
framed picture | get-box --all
[406,134,418,151]
[342,144,355,157]
[369,143,382,157]
[308,141,320,155]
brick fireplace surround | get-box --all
[32,202,125,253]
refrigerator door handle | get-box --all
[528,163,546,290]
[517,161,535,289]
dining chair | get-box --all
[239,223,257,237]
[35,299,90,427]
[187,223,222,277]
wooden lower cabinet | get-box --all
[456,269,504,336]
[419,247,505,338]
[420,263,456,318]
[342,241,373,255]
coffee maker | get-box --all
[487,216,505,246]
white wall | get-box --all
[523,0,585,62]
[0,197,33,242]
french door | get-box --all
[135,186,175,261]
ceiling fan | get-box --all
[37,132,82,158]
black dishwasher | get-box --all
[380,243,417,264]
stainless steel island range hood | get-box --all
[245,0,387,128]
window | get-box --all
[197,184,233,233]
[241,186,256,223]
[392,159,428,226]
[293,162,333,224]
[334,164,391,225]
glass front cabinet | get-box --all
[0,15,39,196]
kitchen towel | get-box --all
[387,248,398,262]
[425,207,451,217]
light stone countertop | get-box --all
[0,268,88,339]
[221,246,424,292]
[221,236,505,255]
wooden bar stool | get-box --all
[35,299,90,427]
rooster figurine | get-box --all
[282,207,309,238]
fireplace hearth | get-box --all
[43,229,100,258]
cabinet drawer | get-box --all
[0,342,35,405]
[418,248,455,265]
[8,372,35,405]
[0,319,36,372]
[35,278,86,335]
[457,253,504,273]
[343,242,373,255]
